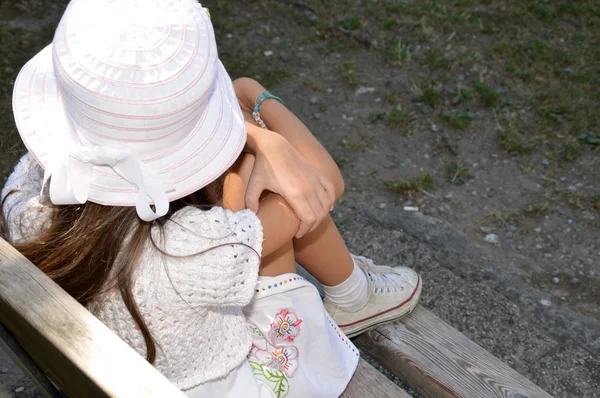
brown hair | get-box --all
[1,179,224,364]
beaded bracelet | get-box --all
[252,91,284,129]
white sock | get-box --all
[322,261,368,312]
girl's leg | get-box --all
[292,216,353,286]
[259,241,296,277]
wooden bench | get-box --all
[0,238,409,397]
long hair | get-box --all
[1,179,224,364]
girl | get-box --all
[1,0,421,397]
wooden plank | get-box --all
[355,305,553,398]
[342,358,411,398]
[0,322,64,398]
[0,238,186,398]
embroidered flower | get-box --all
[250,344,299,378]
[270,346,299,377]
[268,309,302,345]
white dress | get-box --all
[2,153,359,397]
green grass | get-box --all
[526,201,551,216]
[487,209,521,227]
[561,142,582,162]
[384,172,434,193]
[339,58,360,87]
[384,37,411,64]
[341,16,362,31]
[499,129,535,154]
[420,86,439,108]
[474,82,501,108]
[447,163,473,185]
[442,110,474,130]
[387,108,415,129]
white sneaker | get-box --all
[324,255,422,338]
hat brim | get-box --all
[12,44,246,206]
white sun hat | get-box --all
[12,0,246,221]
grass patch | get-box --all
[474,82,501,107]
[561,142,582,162]
[567,192,600,211]
[442,110,474,129]
[387,107,415,129]
[487,209,521,227]
[339,58,359,87]
[384,37,411,64]
[342,137,363,151]
[447,163,473,185]
[369,112,386,123]
[341,16,361,31]
[420,86,439,108]
[384,172,434,193]
[499,129,535,154]
[526,201,551,216]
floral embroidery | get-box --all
[271,346,299,377]
[248,360,290,398]
[250,344,299,378]
[268,309,302,345]
[248,324,264,339]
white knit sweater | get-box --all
[1,153,264,391]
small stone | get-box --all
[431,124,439,132]
[552,277,560,284]
[571,277,579,283]
[560,296,566,301]
[560,176,567,182]
[355,86,376,95]
[534,227,542,233]
[540,299,552,306]
[304,10,318,21]
[438,206,445,214]
[544,253,553,258]
[15,387,24,393]
[567,219,573,225]
[444,192,454,199]
[378,203,387,209]
[551,269,561,276]
[0,367,7,374]
[310,96,318,104]
[510,225,517,231]
[480,226,492,233]
[424,154,430,159]
[375,98,381,102]
[484,233,499,245]
[423,209,431,215]
[567,185,577,191]
[536,244,543,249]
[327,88,334,93]
[226,33,233,39]
[582,211,595,221]
[263,50,273,57]
[313,113,322,120]
[542,159,550,166]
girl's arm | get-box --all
[234,78,345,199]
[223,153,299,257]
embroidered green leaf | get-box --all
[263,367,286,383]
[273,377,290,398]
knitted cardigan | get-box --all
[1,153,264,391]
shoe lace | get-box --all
[354,255,404,294]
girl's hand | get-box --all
[244,124,335,239]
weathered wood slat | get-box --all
[342,358,411,398]
[0,238,185,398]
[355,305,553,398]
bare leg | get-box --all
[259,241,296,277]
[293,217,353,286]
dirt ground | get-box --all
[0,0,598,397]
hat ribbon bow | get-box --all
[42,145,170,222]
